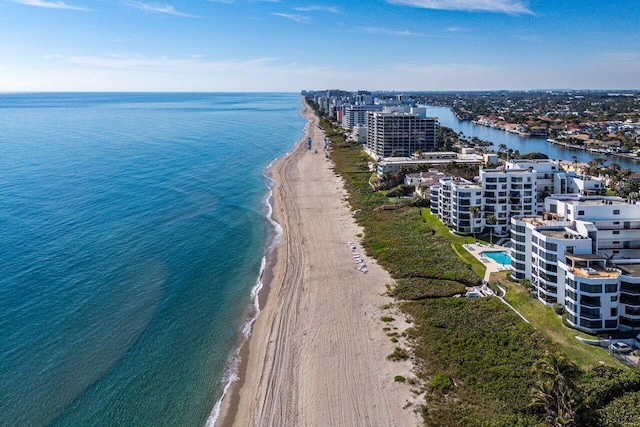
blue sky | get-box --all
[1,0,638,91]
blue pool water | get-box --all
[482,251,512,265]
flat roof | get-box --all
[538,229,573,239]
[571,266,619,280]
[567,199,629,206]
[566,254,605,261]
[618,263,640,278]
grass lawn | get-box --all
[490,270,619,369]
[420,209,487,278]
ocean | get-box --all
[0,93,305,426]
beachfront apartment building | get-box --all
[366,106,439,159]
[435,177,484,235]
[341,104,382,129]
[511,195,640,333]
[430,160,605,237]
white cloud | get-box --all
[386,0,533,15]
[10,0,87,10]
[445,26,464,32]
[271,13,310,23]
[359,27,426,37]
[126,2,196,17]
[69,53,277,72]
[293,5,338,13]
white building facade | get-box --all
[511,195,640,333]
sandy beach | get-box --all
[218,99,417,427]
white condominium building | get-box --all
[431,159,605,237]
[341,104,382,129]
[366,106,439,159]
[511,195,640,333]
[435,177,483,235]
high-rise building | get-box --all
[366,106,439,159]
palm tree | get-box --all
[486,214,497,244]
[469,206,481,240]
[529,352,581,427]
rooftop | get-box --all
[617,263,640,278]
[570,266,619,280]
[537,229,581,239]
[568,198,630,206]
[518,216,572,228]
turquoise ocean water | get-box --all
[0,93,304,426]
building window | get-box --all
[611,307,618,317]
[611,295,618,302]
[613,230,620,235]
[605,319,618,329]
[580,283,603,293]
[614,209,620,215]
[578,210,584,215]
[605,283,617,293]
[580,318,602,329]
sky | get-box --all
[1,0,639,91]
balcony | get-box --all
[621,283,640,295]
[579,308,601,320]
[624,306,640,317]
[580,296,601,308]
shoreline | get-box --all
[218,98,417,426]
[210,121,305,427]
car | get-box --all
[609,341,633,354]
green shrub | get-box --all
[393,278,466,300]
[387,347,410,361]
[553,303,564,315]
[394,375,406,382]
[431,373,454,391]
[381,316,394,322]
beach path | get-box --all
[230,100,417,427]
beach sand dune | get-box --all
[227,100,417,427]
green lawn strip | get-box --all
[491,271,619,368]
[421,209,487,277]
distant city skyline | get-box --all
[1,0,639,92]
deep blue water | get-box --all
[0,93,304,426]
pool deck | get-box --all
[463,242,512,282]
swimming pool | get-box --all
[481,250,512,265]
